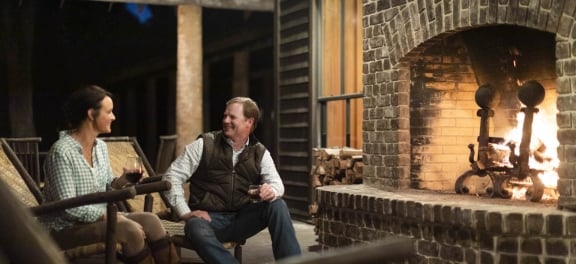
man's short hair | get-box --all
[226,97,261,131]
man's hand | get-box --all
[181,210,211,222]
[259,183,276,202]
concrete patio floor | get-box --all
[72,220,320,264]
[180,220,321,264]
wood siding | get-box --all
[275,0,315,221]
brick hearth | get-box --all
[316,185,576,262]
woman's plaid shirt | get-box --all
[40,132,116,232]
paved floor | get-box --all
[180,220,321,264]
[71,220,321,264]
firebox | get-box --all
[454,80,559,202]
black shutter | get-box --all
[274,0,317,221]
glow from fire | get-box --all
[504,110,559,200]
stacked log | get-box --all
[309,147,363,221]
[311,147,363,187]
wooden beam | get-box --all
[90,0,273,11]
[204,25,272,55]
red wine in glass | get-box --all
[126,171,143,184]
[124,156,143,184]
[248,185,260,202]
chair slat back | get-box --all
[0,139,41,207]
[3,137,42,186]
[155,134,178,174]
[100,137,167,214]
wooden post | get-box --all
[105,202,117,264]
[176,5,203,154]
[233,50,250,97]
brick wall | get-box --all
[410,35,478,191]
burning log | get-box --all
[477,138,511,169]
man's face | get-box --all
[92,96,116,134]
[222,102,253,140]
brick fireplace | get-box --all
[315,1,576,262]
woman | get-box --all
[40,85,178,264]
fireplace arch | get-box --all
[363,0,576,210]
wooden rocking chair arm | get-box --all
[31,187,137,216]
[140,175,163,184]
[133,180,171,195]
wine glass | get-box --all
[248,185,261,202]
[124,156,143,184]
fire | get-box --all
[455,81,559,202]
[503,110,559,201]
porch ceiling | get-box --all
[89,0,273,11]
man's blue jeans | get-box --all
[184,199,302,264]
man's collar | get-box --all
[225,137,250,147]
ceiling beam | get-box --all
[90,0,274,11]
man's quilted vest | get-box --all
[188,131,266,211]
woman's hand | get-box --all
[111,173,130,189]
[111,169,147,189]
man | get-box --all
[163,97,301,264]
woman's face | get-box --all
[92,96,116,134]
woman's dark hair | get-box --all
[62,85,112,130]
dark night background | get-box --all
[0,1,274,162]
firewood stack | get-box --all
[311,147,363,187]
[309,147,363,222]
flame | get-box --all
[510,184,559,201]
[503,110,559,201]
[511,187,526,200]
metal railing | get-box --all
[317,92,363,147]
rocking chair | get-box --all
[0,138,171,263]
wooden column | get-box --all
[176,5,203,154]
[233,50,250,97]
